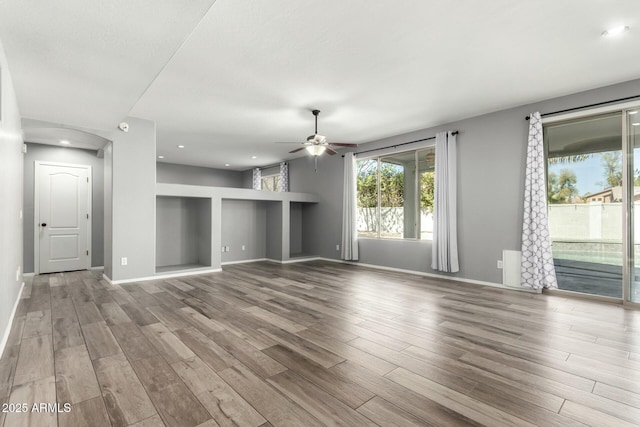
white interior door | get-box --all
[36,162,91,274]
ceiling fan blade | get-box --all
[328,143,358,147]
[289,147,306,153]
[325,147,338,155]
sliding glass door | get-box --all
[545,113,623,298]
[627,108,640,303]
[545,107,640,303]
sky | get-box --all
[548,149,640,196]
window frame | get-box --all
[356,145,435,241]
[260,172,282,192]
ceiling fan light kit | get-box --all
[288,109,358,157]
[306,145,326,156]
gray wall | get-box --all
[265,202,283,261]
[108,117,156,281]
[156,197,211,267]
[242,169,253,188]
[290,203,302,255]
[289,77,640,285]
[22,143,104,273]
[221,200,267,263]
[0,39,24,351]
[103,143,113,279]
[157,162,244,188]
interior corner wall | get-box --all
[109,117,156,281]
[157,162,244,188]
[288,155,344,259]
[0,39,24,353]
[22,144,104,273]
[104,143,113,279]
[289,77,640,285]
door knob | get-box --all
[41,223,47,227]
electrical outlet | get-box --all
[121,257,128,266]
[226,246,230,252]
[241,245,246,251]
[221,246,226,252]
[336,244,340,251]
[497,260,503,269]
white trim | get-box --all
[279,257,323,264]
[34,161,92,274]
[315,257,540,293]
[0,282,25,359]
[542,101,640,124]
[103,267,223,285]
[102,256,537,294]
[23,272,35,277]
[89,266,104,271]
[221,258,269,266]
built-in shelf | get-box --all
[156,195,212,274]
[155,184,320,274]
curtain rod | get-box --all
[254,161,286,170]
[342,131,459,158]
[524,94,640,120]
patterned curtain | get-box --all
[521,112,558,290]
[431,131,459,272]
[252,168,261,190]
[279,162,289,192]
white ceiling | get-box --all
[2,0,640,170]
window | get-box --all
[261,174,282,192]
[356,146,435,240]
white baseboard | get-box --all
[23,272,34,277]
[90,266,104,271]
[103,267,223,285]
[314,257,540,294]
[0,281,25,359]
[103,257,537,294]
[221,258,269,266]
[278,257,323,264]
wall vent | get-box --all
[502,250,521,288]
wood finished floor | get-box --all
[1,261,640,426]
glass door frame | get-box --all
[542,102,640,306]
[624,106,640,307]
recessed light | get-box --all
[632,122,640,126]
[158,155,165,159]
[630,111,639,115]
[60,140,70,145]
[224,163,230,167]
[601,25,629,37]
[251,156,257,159]
[177,145,185,149]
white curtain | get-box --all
[521,112,558,290]
[341,152,358,260]
[279,162,289,192]
[252,168,261,190]
[432,131,459,272]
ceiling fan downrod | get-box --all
[312,109,320,135]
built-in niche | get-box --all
[156,196,212,272]
[221,199,268,263]
[289,202,315,258]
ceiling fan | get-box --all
[289,110,357,156]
